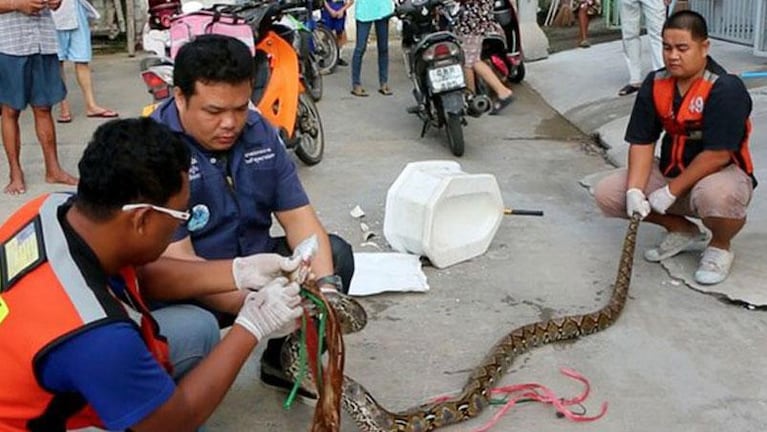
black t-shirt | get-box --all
[624,57,752,178]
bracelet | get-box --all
[316,274,342,292]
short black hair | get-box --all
[173,34,254,98]
[663,10,708,41]
[75,117,190,220]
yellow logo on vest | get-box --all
[0,295,8,324]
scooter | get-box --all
[278,0,324,101]
[486,0,525,83]
[281,0,339,75]
[139,1,325,165]
[397,0,491,157]
[243,0,325,164]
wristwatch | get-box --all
[316,274,343,292]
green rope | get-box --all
[283,289,328,409]
[283,313,309,409]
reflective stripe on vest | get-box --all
[652,69,754,177]
[0,193,171,431]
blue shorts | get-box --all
[0,53,66,111]
[57,1,92,62]
[321,2,347,35]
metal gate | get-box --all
[689,0,755,45]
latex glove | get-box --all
[648,185,677,215]
[234,277,302,341]
[232,253,301,291]
[625,188,651,219]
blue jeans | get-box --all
[352,17,390,87]
[152,304,220,380]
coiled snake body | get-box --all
[289,217,639,432]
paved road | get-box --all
[4,45,766,432]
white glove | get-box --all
[232,253,301,291]
[625,188,651,219]
[648,184,677,215]
[235,277,303,341]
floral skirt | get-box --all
[572,0,601,15]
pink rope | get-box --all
[430,368,607,432]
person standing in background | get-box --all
[618,0,671,96]
[573,0,601,48]
[350,0,393,97]
[321,0,354,67]
[0,0,78,195]
[52,0,119,122]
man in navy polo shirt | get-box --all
[151,34,355,404]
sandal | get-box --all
[618,84,640,96]
[378,85,393,96]
[578,39,591,48]
[351,86,369,97]
[489,94,514,115]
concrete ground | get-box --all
[4,37,767,431]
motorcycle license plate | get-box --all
[428,64,465,93]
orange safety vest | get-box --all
[652,69,754,178]
[0,193,172,432]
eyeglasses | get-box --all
[122,203,191,222]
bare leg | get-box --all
[58,62,72,121]
[701,217,746,250]
[463,66,476,94]
[30,105,78,186]
[74,62,114,116]
[473,61,513,99]
[578,7,589,44]
[2,105,25,194]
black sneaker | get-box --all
[336,58,349,67]
[260,360,318,406]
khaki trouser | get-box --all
[594,162,753,220]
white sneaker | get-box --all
[644,230,711,262]
[694,247,734,285]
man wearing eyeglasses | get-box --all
[149,34,357,404]
[0,118,307,431]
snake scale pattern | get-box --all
[288,216,639,432]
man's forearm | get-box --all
[626,144,656,190]
[667,150,732,197]
[137,257,237,301]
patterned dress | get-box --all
[453,0,501,66]
[572,0,601,16]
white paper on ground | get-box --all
[349,252,429,296]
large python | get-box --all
[288,215,639,432]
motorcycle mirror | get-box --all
[181,0,203,14]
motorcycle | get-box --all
[244,0,325,164]
[139,1,325,165]
[281,0,339,75]
[396,0,491,157]
[277,0,324,101]
[487,0,525,84]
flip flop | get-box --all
[350,87,369,97]
[378,86,393,96]
[57,115,72,123]
[489,94,514,115]
[86,109,119,118]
